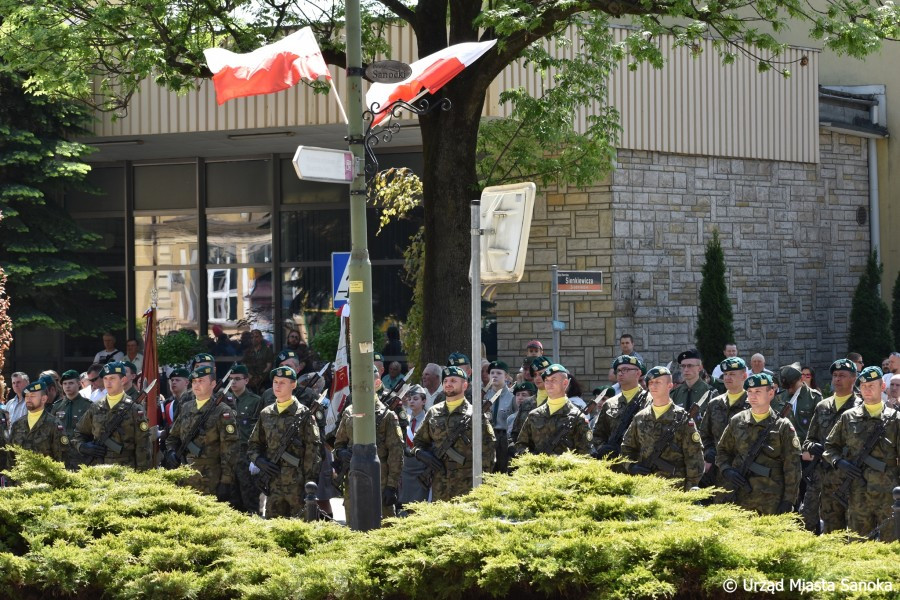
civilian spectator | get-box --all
[711,343,742,380]
[125,338,143,368]
[608,333,644,383]
[5,372,29,431]
[81,364,107,403]
[382,325,403,359]
[421,363,442,410]
[242,329,274,392]
[382,361,404,390]
[801,365,819,392]
[286,329,303,351]
[882,352,900,386]
[525,340,543,357]
[566,374,587,411]
[399,385,430,506]
[749,353,773,376]
[847,352,864,374]
[887,374,900,409]
[93,332,125,365]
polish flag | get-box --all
[366,40,497,125]
[326,303,351,436]
[204,27,332,105]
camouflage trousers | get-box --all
[848,486,894,538]
[819,467,849,533]
[232,449,261,514]
[431,468,472,502]
[182,459,223,495]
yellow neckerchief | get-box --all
[834,394,852,411]
[106,392,125,410]
[622,386,641,403]
[446,398,465,413]
[547,397,568,415]
[195,397,211,411]
[652,401,673,419]
[726,392,744,406]
[864,402,883,418]
[276,398,294,413]
[751,410,769,423]
[27,409,44,430]
[536,388,549,406]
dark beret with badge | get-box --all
[513,381,538,395]
[122,360,138,375]
[276,349,299,364]
[488,360,509,373]
[24,380,49,394]
[857,366,883,385]
[442,365,467,381]
[60,370,80,382]
[190,365,215,380]
[448,352,471,367]
[170,367,191,379]
[677,348,702,364]
[830,358,857,375]
[271,365,298,381]
[719,357,747,372]
[744,372,774,389]
[193,353,215,364]
[612,354,646,375]
[529,356,552,375]
[644,366,672,383]
[543,363,569,377]
[230,364,249,376]
[100,361,128,377]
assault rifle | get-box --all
[416,413,471,488]
[165,379,233,468]
[257,389,327,495]
[212,367,234,396]
[381,367,416,410]
[638,411,686,476]
[597,391,646,458]
[833,414,894,509]
[723,418,778,503]
[89,379,157,465]
[301,363,330,392]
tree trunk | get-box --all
[417,79,486,365]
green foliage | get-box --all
[848,249,893,365]
[4,450,900,599]
[369,167,423,233]
[156,330,207,367]
[401,229,425,374]
[310,312,385,364]
[695,230,735,374]
[0,71,120,335]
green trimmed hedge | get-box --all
[2,450,900,599]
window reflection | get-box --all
[207,212,272,264]
[135,269,199,334]
[135,215,198,266]
[207,268,273,337]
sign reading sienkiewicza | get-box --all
[557,270,603,292]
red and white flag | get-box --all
[204,27,332,105]
[366,40,497,125]
[326,303,351,436]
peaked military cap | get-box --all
[24,380,49,393]
[830,358,858,375]
[744,372,774,389]
[60,369,80,382]
[170,367,191,379]
[442,366,467,381]
[193,353,215,364]
[645,366,672,382]
[488,360,509,373]
[719,357,747,372]
[612,354,646,375]
[513,381,538,394]
[190,365,215,380]
[857,366,883,385]
[543,363,569,377]
[448,352,471,367]
[780,362,803,386]
[677,348,702,363]
[530,356,552,375]
[230,364,249,376]
[100,362,127,377]
[276,349,299,364]
[271,366,298,381]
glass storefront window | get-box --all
[207,212,272,264]
[281,160,348,204]
[207,267,273,337]
[206,160,271,208]
[371,264,413,323]
[280,209,349,262]
[135,215,198,266]
[134,163,196,211]
[281,267,332,340]
[135,269,199,334]
[64,270,127,362]
[66,166,125,212]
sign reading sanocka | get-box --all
[557,270,603,292]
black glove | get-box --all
[256,456,281,477]
[628,463,652,476]
[775,500,793,514]
[808,443,825,457]
[722,468,749,489]
[595,444,618,459]
[413,448,446,474]
[835,459,863,479]
[80,442,107,459]
[162,451,180,469]
[382,486,399,506]
[703,447,717,464]
[216,482,234,502]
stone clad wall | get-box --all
[492,129,870,388]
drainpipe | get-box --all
[869,103,880,259]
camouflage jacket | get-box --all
[247,399,322,483]
[802,394,860,453]
[73,396,152,470]
[333,399,404,488]
[699,392,750,457]
[508,396,537,443]
[9,410,66,462]
[413,399,495,474]
[823,403,900,495]
[225,389,263,444]
[715,408,802,504]
[262,386,324,430]
[593,388,651,450]
[165,399,241,484]
[773,384,823,442]
[621,403,704,489]
[514,400,592,456]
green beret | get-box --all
[271,366,297,381]
[543,363,569,377]
[230,364,249,376]
[448,352,471,367]
[488,360,509,373]
[612,355,646,375]
[830,359,858,375]
[100,362,127,377]
[24,380,49,394]
[744,372,774,389]
[857,366,883,385]
[60,370,80,382]
[442,366,467,381]
[645,366,672,383]
[193,353,215,364]
[170,367,190,379]
[719,357,747,373]
[190,365,215,380]
[513,381,538,394]
[277,349,299,364]
[530,356,552,375]
[373,352,384,362]
[122,360,138,374]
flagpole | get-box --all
[329,78,349,125]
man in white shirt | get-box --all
[711,343,744,381]
[5,372,29,431]
[80,363,107,403]
[93,332,125,365]
[421,362,442,410]
[125,338,143,369]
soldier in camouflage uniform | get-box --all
[670,349,713,423]
[52,370,92,470]
[333,390,404,517]
[248,366,322,518]
[261,350,322,417]
[621,366,704,490]
[73,362,152,470]
[715,373,802,515]
[412,366,495,501]
[594,355,650,458]
[507,381,537,446]
[801,358,860,533]
[823,366,900,538]
[9,379,66,463]
[773,361,823,510]
[223,364,263,513]
[164,366,241,501]
[699,357,750,490]
[513,364,592,456]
